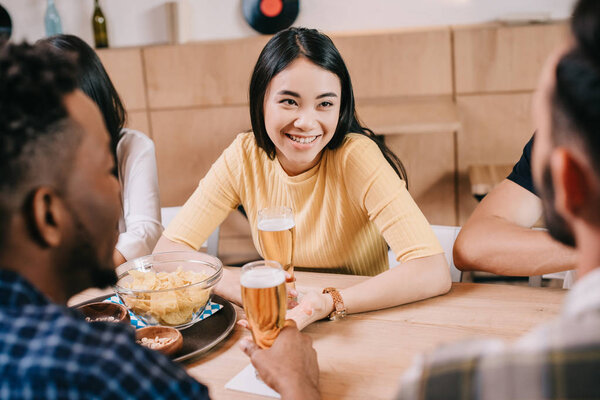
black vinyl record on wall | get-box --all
[242,0,299,35]
[0,4,11,41]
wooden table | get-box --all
[69,268,565,400]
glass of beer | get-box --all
[241,260,287,349]
[257,206,296,299]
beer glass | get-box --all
[241,260,287,349]
[257,206,296,298]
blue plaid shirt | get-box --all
[0,269,209,399]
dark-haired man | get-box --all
[0,42,320,399]
[0,42,208,398]
[394,0,600,397]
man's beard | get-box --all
[63,208,118,294]
[539,165,576,247]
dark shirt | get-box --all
[506,135,537,195]
[0,269,209,399]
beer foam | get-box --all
[241,267,285,288]
[257,218,295,232]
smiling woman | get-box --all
[249,27,408,183]
[154,27,451,330]
[262,57,341,176]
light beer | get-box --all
[241,264,287,349]
[257,218,296,273]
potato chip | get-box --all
[122,266,210,326]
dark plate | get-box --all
[72,294,236,363]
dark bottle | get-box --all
[92,0,109,48]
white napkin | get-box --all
[225,364,281,399]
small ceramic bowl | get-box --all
[77,302,130,324]
[136,326,183,356]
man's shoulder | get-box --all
[506,135,536,195]
[0,305,209,398]
[0,303,137,370]
[398,318,600,400]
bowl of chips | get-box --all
[114,251,223,330]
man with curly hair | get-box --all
[0,42,212,398]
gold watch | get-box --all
[322,287,347,321]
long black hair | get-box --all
[38,34,126,176]
[249,27,408,186]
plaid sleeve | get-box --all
[396,338,506,400]
[1,302,210,399]
[397,336,600,400]
[63,318,210,399]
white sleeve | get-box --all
[115,130,163,260]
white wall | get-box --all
[2,0,576,48]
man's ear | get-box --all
[549,148,590,219]
[28,187,68,248]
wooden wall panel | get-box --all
[151,106,251,206]
[332,28,453,99]
[454,22,569,94]
[98,48,147,111]
[125,111,150,137]
[143,37,270,109]
[94,22,571,230]
[144,28,452,109]
[386,132,456,226]
[456,93,534,223]
[456,93,534,171]
[357,96,459,135]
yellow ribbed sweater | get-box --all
[164,132,443,276]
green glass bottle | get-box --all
[92,0,109,48]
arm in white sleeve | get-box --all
[115,129,163,260]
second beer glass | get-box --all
[241,260,287,349]
[257,206,296,297]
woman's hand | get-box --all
[287,287,299,309]
[237,289,334,331]
[214,267,298,309]
[286,290,334,331]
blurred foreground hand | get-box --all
[239,321,320,400]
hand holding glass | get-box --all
[241,260,287,349]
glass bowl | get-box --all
[114,251,223,330]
